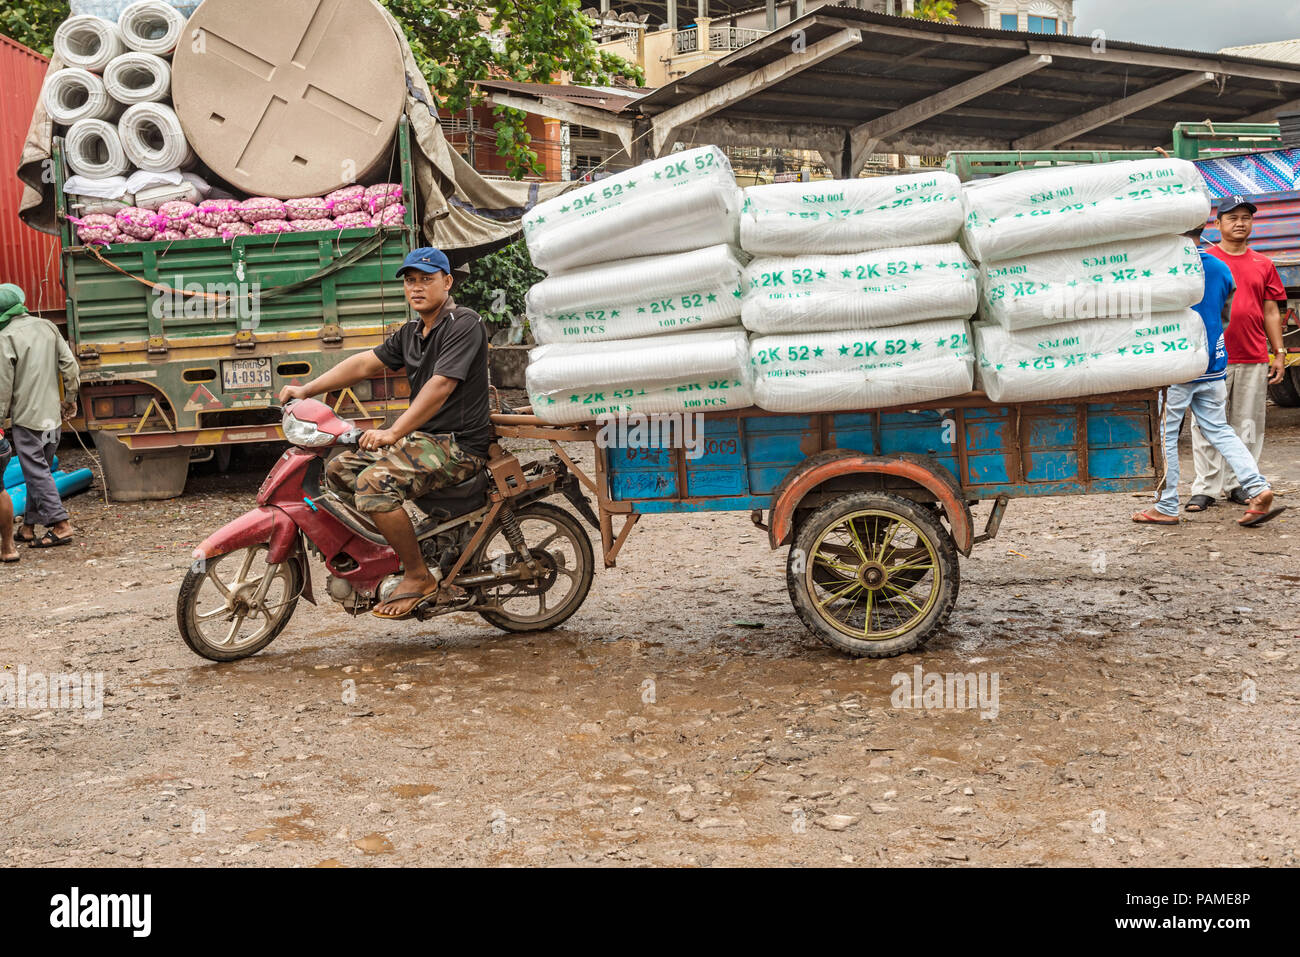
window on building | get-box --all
[1027,15,1058,33]
[1000,13,1019,30]
[570,125,603,140]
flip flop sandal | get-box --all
[15,529,37,545]
[1239,506,1286,528]
[1132,510,1179,525]
[371,582,440,621]
[1184,495,1215,512]
[30,530,73,548]
[1,555,18,564]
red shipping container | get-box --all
[0,34,62,316]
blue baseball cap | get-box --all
[397,247,451,277]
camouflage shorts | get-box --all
[325,431,485,514]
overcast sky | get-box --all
[1073,0,1300,52]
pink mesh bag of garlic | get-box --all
[254,219,294,234]
[192,199,240,227]
[75,214,119,245]
[374,203,406,226]
[220,222,255,239]
[116,207,158,240]
[365,183,403,213]
[155,229,188,242]
[158,201,196,230]
[325,185,365,216]
[113,235,140,243]
[238,198,288,224]
[332,212,372,229]
[186,222,219,239]
[289,218,334,233]
[284,196,330,220]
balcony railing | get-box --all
[709,26,766,50]
[673,25,767,55]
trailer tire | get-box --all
[787,491,959,658]
[1268,366,1300,408]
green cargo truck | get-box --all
[53,119,420,501]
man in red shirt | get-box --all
[1187,196,1288,511]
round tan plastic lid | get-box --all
[172,0,406,199]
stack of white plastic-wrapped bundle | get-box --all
[523,146,755,424]
[964,158,1213,402]
[739,172,978,412]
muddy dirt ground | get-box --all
[2,405,1297,868]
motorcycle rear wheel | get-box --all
[472,502,594,633]
[177,545,303,661]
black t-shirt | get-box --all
[373,297,492,458]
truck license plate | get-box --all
[221,358,272,391]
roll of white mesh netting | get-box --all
[750,318,975,413]
[103,52,171,104]
[741,243,978,335]
[527,329,754,424]
[739,172,964,256]
[973,311,1209,403]
[978,234,1206,331]
[961,158,1212,262]
[527,244,746,344]
[54,15,126,73]
[523,146,741,273]
[43,68,120,124]
[119,101,194,171]
[66,118,132,177]
[116,0,186,54]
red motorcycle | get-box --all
[177,399,597,661]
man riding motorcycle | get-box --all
[278,247,492,620]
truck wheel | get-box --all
[473,502,595,633]
[1268,366,1300,408]
[177,545,303,661]
[787,491,959,658]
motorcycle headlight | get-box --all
[282,413,333,447]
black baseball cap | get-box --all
[1217,196,1258,217]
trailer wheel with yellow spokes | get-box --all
[787,491,959,658]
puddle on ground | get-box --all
[352,833,394,855]
[244,805,320,843]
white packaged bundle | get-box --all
[522,146,740,273]
[961,158,1211,262]
[527,244,745,344]
[979,234,1206,331]
[741,242,977,334]
[527,329,754,424]
[750,318,975,414]
[973,311,1208,403]
[739,171,964,256]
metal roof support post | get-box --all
[669,0,678,33]
[600,0,609,11]
[698,0,708,17]
[766,0,776,30]
[848,53,1053,175]
[1012,71,1218,150]
[649,27,863,155]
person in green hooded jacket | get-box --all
[0,284,80,549]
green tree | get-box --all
[1,1,69,56]
[455,238,543,335]
[380,0,642,179]
[904,0,958,23]
[0,1,642,179]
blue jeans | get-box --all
[1157,379,1269,516]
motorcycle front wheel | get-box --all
[176,545,303,661]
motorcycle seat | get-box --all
[414,471,490,521]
